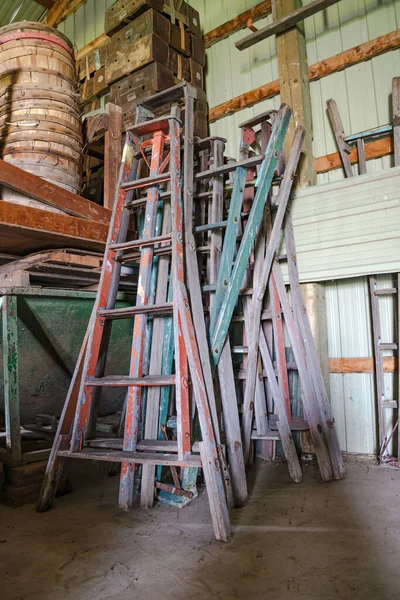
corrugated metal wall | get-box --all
[59,0,400,454]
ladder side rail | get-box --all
[70,133,138,451]
[119,129,168,510]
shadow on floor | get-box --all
[1,456,400,600]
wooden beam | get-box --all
[0,159,110,225]
[203,1,271,49]
[104,104,122,210]
[329,357,397,374]
[236,0,342,51]
[75,33,110,63]
[209,30,400,122]
[33,0,55,8]
[315,134,393,174]
[276,0,316,185]
[43,0,89,28]
[0,201,107,255]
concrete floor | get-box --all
[1,456,400,600]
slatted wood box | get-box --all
[105,0,164,36]
[191,33,205,66]
[170,21,191,56]
[110,62,175,129]
[105,9,171,85]
[80,67,109,103]
[77,43,109,81]
[162,0,201,37]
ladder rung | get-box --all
[195,220,227,233]
[110,233,172,252]
[58,448,202,467]
[381,400,398,408]
[121,172,170,191]
[84,438,201,453]
[251,431,280,441]
[378,343,398,351]
[98,302,174,320]
[126,116,175,136]
[374,288,398,296]
[85,375,175,387]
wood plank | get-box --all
[275,0,315,187]
[392,77,400,167]
[43,0,89,28]
[209,30,400,122]
[236,0,341,51]
[329,357,397,373]
[0,250,101,276]
[75,34,110,63]
[33,0,55,8]
[326,99,354,177]
[203,1,271,49]
[0,160,110,225]
[104,104,122,210]
[315,135,393,174]
[0,201,108,255]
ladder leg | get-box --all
[397,273,400,462]
[36,319,92,511]
[284,214,344,480]
[258,325,302,483]
[141,205,172,508]
[326,99,354,178]
[369,276,386,452]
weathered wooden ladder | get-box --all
[36,84,231,542]
[369,275,400,465]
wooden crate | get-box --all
[105,10,171,85]
[110,62,175,129]
[80,67,109,103]
[189,58,204,89]
[105,0,164,36]
[170,21,191,56]
[162,0,201,37]
[77,43,109,81]
[191,33,205,66]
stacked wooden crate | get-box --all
[78,0,207,137]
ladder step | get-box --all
[121,172,170,191]
[378,343,398,351]
[57,448,202,467]
[84,438,201,453]
[126,116,174,136]
[110,233,172,252]
[98,302,174,320]
[85,375,175,387]
[381,400,398,408]
[374,288,398,296]
[251,431,280,441]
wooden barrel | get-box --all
[0,22,82,211]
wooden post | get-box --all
[274,0,316,187]
[2,295,22,465]
[392,77,400,167]
[104,103,123,210]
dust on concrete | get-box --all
[1,456,399,600]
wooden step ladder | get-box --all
[36,84,231,542]
[369,275,400,465]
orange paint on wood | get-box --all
[0,200,108,243]
[203,1,272,49]
[329,357,397,374]
[209,30,400,122]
